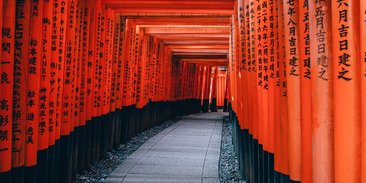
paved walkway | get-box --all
[104,112,225,183]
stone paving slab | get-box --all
[104,112,224,183]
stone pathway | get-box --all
[104,112,225,183]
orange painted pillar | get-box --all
[111,12,120,111]
[39,0,53,152]
[26,0,44,170]
[261,0,270,151]
[56,0,68,147]
[88,0,97,119]
[267,0,276,154]
[244,0,253,136]
[12,0,31,173]
[298,0,312,182]
[282,0,302,180]
[61,0,75,137]
[248,0,258,139]
[309,0,334,182]
[79,0,91,125]
[277,0,290,176]
[332,0,361,182]
[361,0,366,182]
[49,0,60,153]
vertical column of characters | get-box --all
[248,0,258,138]
[122,20,132,106]
[61,0,75,136]
[102,8,110,114]
[110,12,119,112]
[104,9,113,114]
[233,2,242,125]
[148,37,156,103]
[135,26,142,108]
[142,36,150,105]
[73,0,83,128]
[309,0,334,182]
[25,0,44,168]
[261,0,270,150]
[134,25,143,105]
[228,17,233,110]
[140,28,150,103]
[56,0,68,145]
[69,0,80,131]
[108,9,115,113]
[282,0,302,180]
[116,17,126,109]
[156,43,161,102]
[86,0,96,119]
[298,0,312,181]
[267,0,276,154]
[231,13,238,114]
[131,22,139,105]
[12,0,31,170]
[277,0,290,176]
[135,27,144,108]
[93,0,101,116]
[236,1,243,127]
[159,45,165,102]
[79,0,90,125]
[131,22,138,105]
[332,0,361,182]
[244,0,252,133]
[137,34,149,108]
[98,1,106,116]
[239,0,249,129]
[49,0,60,151]
[272,0,282,173]
[0,0,15,174]
[155,42,162,102]
[361,0,366,182]
[109,10,115,111]
[254,0,264,144]
[38,0,54,152]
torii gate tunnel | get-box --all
[0,0,365,183]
